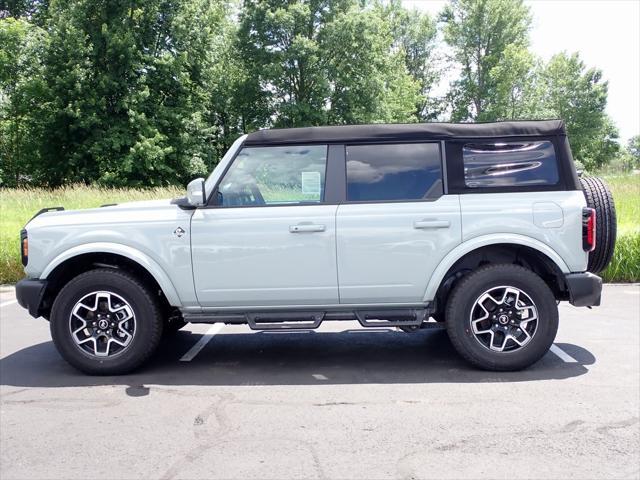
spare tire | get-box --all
[579,176,617,273]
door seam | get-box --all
[334,204,341,304]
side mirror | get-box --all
[186,178,206,207]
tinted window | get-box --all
[346,143,442,201]
[217,145,327,207]
[463,141,559,188]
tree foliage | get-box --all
[0,16,48,184]
[442,0,532,121]
[538,52,618,170]
[626,135,640,169]
[376,0,440,120]
[237,0,420,127]
[0,0,630,186]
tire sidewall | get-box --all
[50,270,160,374]
[446,265,559,371]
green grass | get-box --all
[0,176,638,284]
[599,174,640,282]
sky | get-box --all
[401,0,640,142]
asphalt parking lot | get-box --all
[1,284,639,480]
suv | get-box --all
[16,120,616,375]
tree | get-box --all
[204,12,270,163]
[323,6,420,124]
[237,0,354,128]
[0,17,49,185]
[485,43,539,120]
[0,0,50,26]
[379,0,440,120]
[539,52,616,170]
[238,0,420,127]
[1,0,626,186]
[33,0,229,186]
[441,0,532,121]
[626,135,640,169]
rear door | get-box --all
[336,142,462,304]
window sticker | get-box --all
[301,171,321,195]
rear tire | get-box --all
[580,176,617,273]
[445,264,558,371]
[50,269,163,375]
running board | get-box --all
[355,309,427,328]
[182,306,434,331]
[246,312,324,330]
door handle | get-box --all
[289,224,326,233]
[413,219,450,229]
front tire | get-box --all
[50,269,163,375]
[445,264,558,371]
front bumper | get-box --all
[564,272,602,307]
[15,278,48,318]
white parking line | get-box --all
[550,344,578,363]
[180,324,224,362]
[0,299,18,308]
[312,374,328,380]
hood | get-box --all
[25,198,179,230]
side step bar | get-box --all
[246,312,325,330]
[355,309,427,328]
[182,307,435,331]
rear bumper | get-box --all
[15,278,48,318]
[564,272,602,307]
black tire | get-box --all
[50,269,163,375]
[445,264,558,371]
[580,176,617,273]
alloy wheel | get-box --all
[469,286,538,353]
[68,291,136,357]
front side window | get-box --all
[463,141,559,188]
[346,143,443,202]
[216,145,327,207]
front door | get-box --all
[191,144,338,307]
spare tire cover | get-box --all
[579,176,617,273]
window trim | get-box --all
[343,141,445,205]
[205,143,332,209]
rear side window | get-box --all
[463,141,559,188]
[346,143,442,202]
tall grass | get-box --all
[0,177,638,284]
[599,174,640,282]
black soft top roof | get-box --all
[244,120,566,146]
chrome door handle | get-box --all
[413,219,450,229]
[289,224,326,233]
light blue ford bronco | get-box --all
[16,120,616,374]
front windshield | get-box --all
[204,134,247,198]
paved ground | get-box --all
[1,284,639,480]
